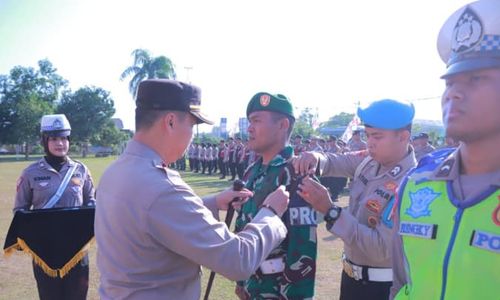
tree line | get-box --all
[0,59,129,158]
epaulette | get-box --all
[409,147,455,184]
[414,148,455,173]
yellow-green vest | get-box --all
[395,166,499,299]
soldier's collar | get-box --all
[267,146,293,167]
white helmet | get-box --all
[40,114,71,137]
[437,0,500,78]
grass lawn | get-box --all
[0,156,344,299]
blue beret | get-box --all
[357,99,415,130]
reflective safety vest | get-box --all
[395,166,499,299]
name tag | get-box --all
[399,221,437,239]
[289,207,318,226]
[470,230,500,253]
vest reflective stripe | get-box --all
[396,180,499,300]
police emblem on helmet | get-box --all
[406,187,441,219]
[452,6,483,53]
[52,119,63,130]
[260,94,271,106]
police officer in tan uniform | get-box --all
[347,130,367,151]
[413,132,436,161]
[95,79,290,300]
[294,99,417,300]
[14,114,96,300]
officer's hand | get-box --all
[297,176,333,214]
[235,285,249,300]
[292,151,320,176]
[215,188,253,211]
[262,185,289,217]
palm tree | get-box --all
[120,49,176,98]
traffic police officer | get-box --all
[391,1,500,299]
[235,92,318,300]
[14,114,96,300]
[95,79,290,300]
[294,99,417,300]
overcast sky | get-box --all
[0,0,471,131]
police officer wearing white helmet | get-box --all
[14,114,96,300]
[391,0,500,299]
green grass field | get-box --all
[0,156,344,299]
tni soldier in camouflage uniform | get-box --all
[235,92,317,300]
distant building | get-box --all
[112,118,124,130]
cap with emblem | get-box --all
[438,0,500,78]
[357,99,415,130]
[246,92,295,120]
[413,132,429,140]
[136,79,214,125]
[40,114,71,137]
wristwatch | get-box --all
[324,205,342,229]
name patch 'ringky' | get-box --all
[399,221,437,239]
[470,230,500,253]
[289,206,318,226]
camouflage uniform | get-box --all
[235,146,317,300]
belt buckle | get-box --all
[342,258,355,279]
[342,256,362,280]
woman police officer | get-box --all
[14,114,96,300]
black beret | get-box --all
[136,79,213,125]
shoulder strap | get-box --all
[43,163,79,209]
[354,156,372,180]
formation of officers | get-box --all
[10,1,498,299]
[183,132,368,180]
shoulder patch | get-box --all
[16,176,24,192]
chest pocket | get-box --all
[32,179,53,191]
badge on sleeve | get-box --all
[16,176,24,192]
[406,187,440,219]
